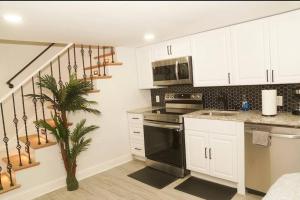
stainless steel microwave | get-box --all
[152,56,193,86]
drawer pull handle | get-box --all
[133,131,140,134]
[132,117,140,120]
[134,148,142,151]
[205,147,207,159]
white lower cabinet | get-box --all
[185,130,209,174]
[209,133,237,182]
[185,118,239,182]
[127,113,145,158]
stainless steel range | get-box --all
[143,93,203,177]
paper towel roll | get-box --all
[262,90,277,116]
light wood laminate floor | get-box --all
[35,160,262,200]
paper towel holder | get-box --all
[262,89,277,117]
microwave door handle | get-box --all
[175,61,179,80]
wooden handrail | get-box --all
[6,43,55,88]
[0,43,74,104]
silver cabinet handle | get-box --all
[228,73,231,84]
[131,117,140,120]
[209,148,212,159]
[134,148,142,151]
[266,69,269,82]
[167,45,170,55]
[205,147,207,159]
[272,70,274,82]
[170,45,172,55]
[133,131,140,134]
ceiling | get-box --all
[1,1,300,47]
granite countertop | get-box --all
[127,106,162,114]
[184,109,300,128]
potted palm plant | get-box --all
[27,74,100,191]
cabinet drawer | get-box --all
[128,113,143,125]
[130,141,145,157]
[185,118,212,132]
[129,126,144,139]
[184,118,237,136]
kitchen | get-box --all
[128,8,300,200]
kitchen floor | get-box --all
[35,160,262,200]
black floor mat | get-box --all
[175,177,237,200]
[128,167,177,189]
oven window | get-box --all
[144,125,184,168]
[153,65,177,81]
[177,62,190,80]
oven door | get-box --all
[143,121,185,168]
[152,56,193,86]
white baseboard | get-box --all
[5,154,133,200]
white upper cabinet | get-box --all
[270,10,300,84]
[151,37,191,61]
[191,28,232,87]
[136,46,155,89]
[230,19,271,85]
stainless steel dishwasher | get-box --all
[245,123,300,194]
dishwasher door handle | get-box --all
[246,130,300,139]
[271,133,300,139]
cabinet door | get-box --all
[151,42,169,61]
[230,19,271,85]
[191,28,231,87]
[169,37,191,58]
[209,133,237,182]
[185,130,209,175]
[136,46,155,89]
[270,10,300,84]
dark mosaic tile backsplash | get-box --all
[151,84,300,112]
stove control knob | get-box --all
[191,94,195,99]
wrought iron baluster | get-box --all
[12,93,22,167]
[97,45,101,76]
[67,48,72,78]
[88,46,93,90]
[103,47,107,76]
[73,44,78,79]
[81,45,87,80]
[58,56,63,88]
[0,166,2,190]
[32,77,41,145]
[0,103,14,186]
[50,62,58,117]
[21,86,32,164]
[111,47,115,63]
[39,71,48,143]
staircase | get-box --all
[0,43,122,195]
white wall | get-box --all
[0,41,64,98]
[0,47,151,200]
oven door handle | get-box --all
[144,121,182,130]
[175,61,179,80]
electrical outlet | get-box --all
[156,95,160,103]
[277,96,283,106]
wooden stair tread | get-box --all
[0,172,20,194]
[93,51,115,59]
[34,119,72,127]
[84,62,122,70]
[19,135,56,149]
[87,89,100,94]
[79,75,112,81]
[2,153,40,171]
